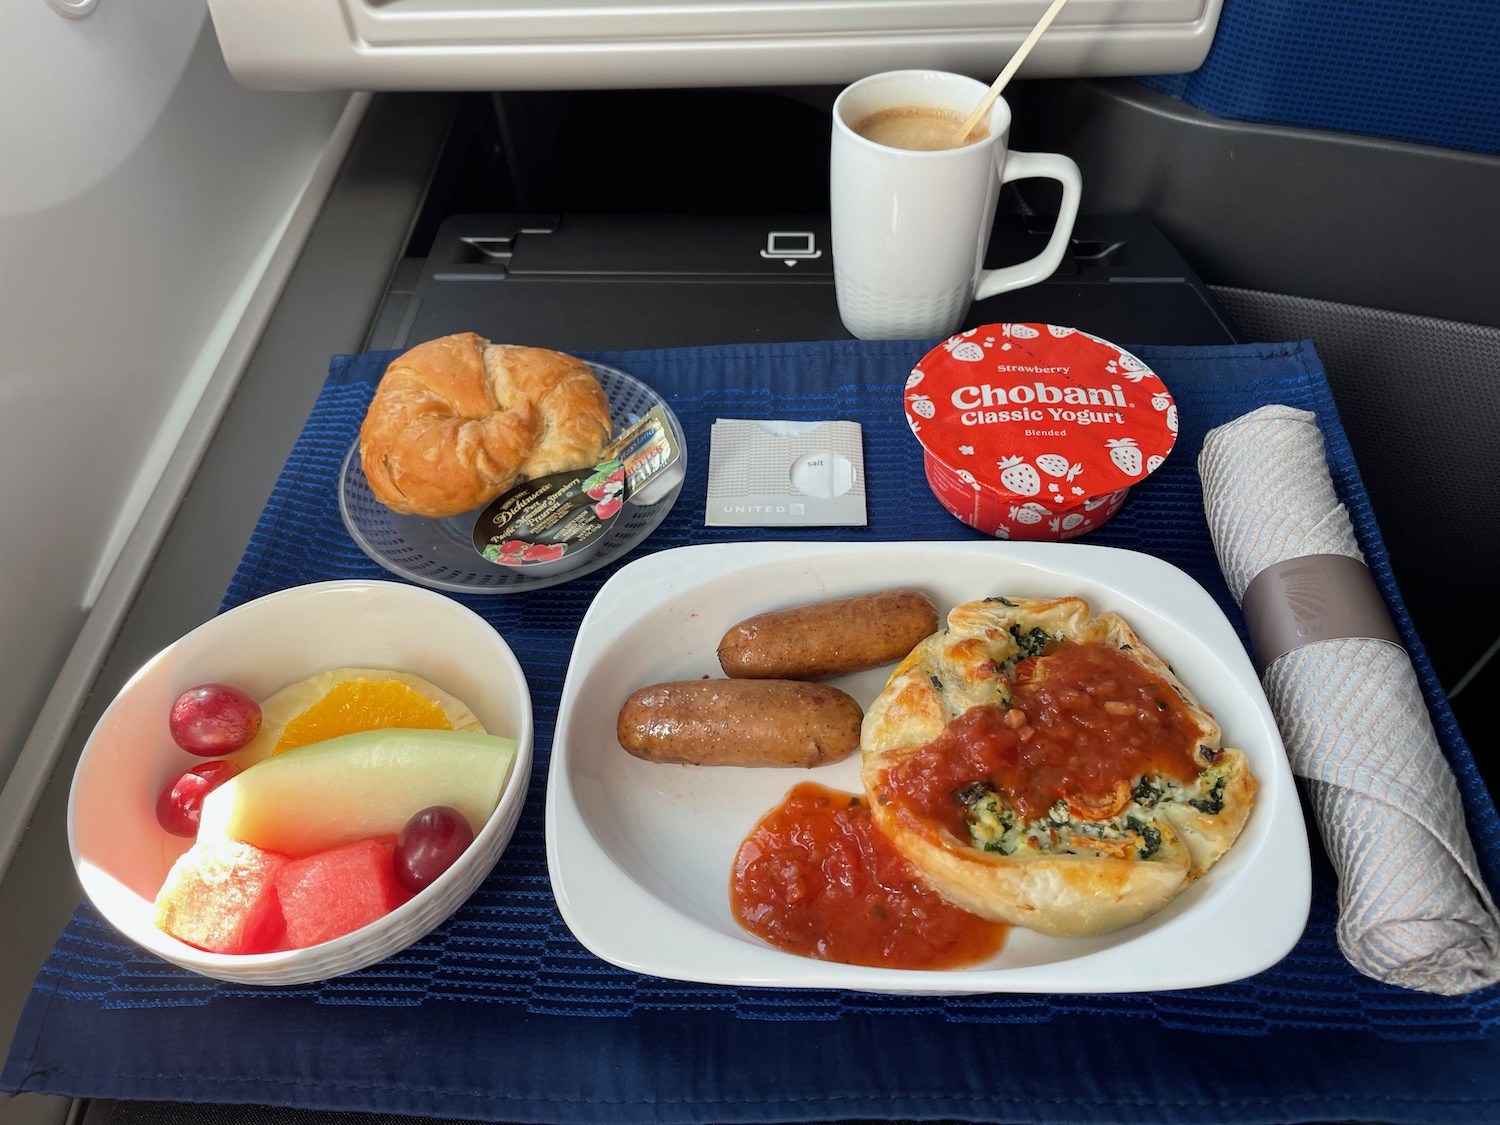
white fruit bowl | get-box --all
[67,579,534,986]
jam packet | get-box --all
[471,404,684,577]
[473,460,627,577]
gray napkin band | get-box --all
[1240,553,1405,675]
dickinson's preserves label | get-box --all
[904,324,1177,541]
[470,407,685,579]
[473,460,627,575]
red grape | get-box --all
[155,760,242,837]
[394,806,475,894]
[169,683,262,756]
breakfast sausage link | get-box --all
[616,679,863,768]
[716,588,939,681]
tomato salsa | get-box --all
[881,640,1205,836]
[730,782,1008,969]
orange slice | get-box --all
[272,679,452,754]
[231,668,486,767]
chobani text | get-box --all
[951,381,1128,408]
[951,381,1128,427]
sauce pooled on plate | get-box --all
[730,782,1008,969]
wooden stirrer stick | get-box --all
[956,0,1076,142]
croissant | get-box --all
[358,333,612,518]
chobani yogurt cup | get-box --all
[904,324,1177,540]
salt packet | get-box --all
[705,419,866,527]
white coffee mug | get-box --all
[830,70,1083,340]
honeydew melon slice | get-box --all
[200,728,518,857]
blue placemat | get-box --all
[7,339,1499,1124]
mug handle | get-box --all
[973,150,1083,300]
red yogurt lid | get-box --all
[904,324,1178,503]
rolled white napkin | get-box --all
[1199,404,1500,994]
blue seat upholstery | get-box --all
[1140,0,1500,156]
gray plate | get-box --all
[339,363,687,593]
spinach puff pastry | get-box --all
[860,596,1255,937]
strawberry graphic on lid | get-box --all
[997,457,1042,496]
[1107,438,1144,476]
[1035,453,1077,478]
[1035,454,1066,477]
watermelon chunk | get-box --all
[274,837,413,949]
[154,838,288,955]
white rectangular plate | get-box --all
[545,541,1310,994]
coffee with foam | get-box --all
[853,105,988,151]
